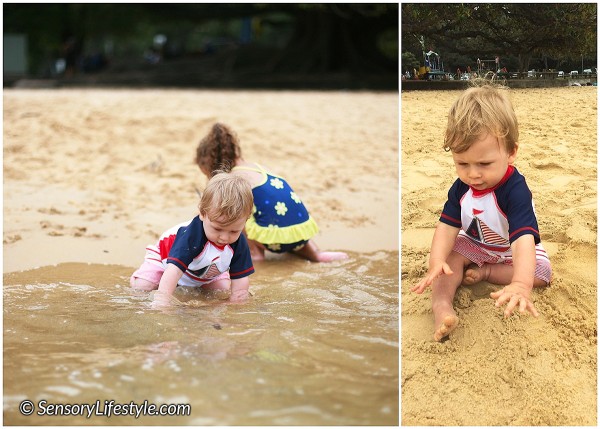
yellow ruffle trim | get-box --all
[245,215,319,244]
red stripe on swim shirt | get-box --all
[146,247,160,256]
[230,266,254,277]
[167,256,188,270]
[441,213,461,225]
[509,227,539,240]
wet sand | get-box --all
[3,89,398,273]
[401,86,597,425]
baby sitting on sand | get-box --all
[412,82,552,341]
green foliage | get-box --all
[4,3,397,79]
[401,3,597,72]
[401,51,420,72]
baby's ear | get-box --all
[508,145,518,163]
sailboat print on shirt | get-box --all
[202,263,223,278]
[466,209,510,247]
[188,256,223,280]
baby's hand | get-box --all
[490,282,539,318]
[411,261,454,294]
[151,290,176,310]
[228,289,249,304]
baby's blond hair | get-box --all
[444,81,519,154]
[199,171,253,225]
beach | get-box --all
[401,86,597,425]
[3,89,398,273]
[3,88,399,426]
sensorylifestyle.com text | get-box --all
[25,400,191,419]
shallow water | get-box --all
[3,251,398,425]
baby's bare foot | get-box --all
[432,302,459,341]
[316,251,349,262]
[463,264,489,285]
[433,314,459,342]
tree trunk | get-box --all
[518,53,531,73]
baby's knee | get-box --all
[447,250,472,267]
[130,276,159,291]
[203,278,231,292]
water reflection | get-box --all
[4,251,398,425]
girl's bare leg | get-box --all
[431,251,471,341]
[293,239,348,262]
[247,238,266,262]
[463,263,547,287]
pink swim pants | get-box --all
[453,234,552,285]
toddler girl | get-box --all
[195,123,348,263]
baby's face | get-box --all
[200,213,247,247]
[452,134,517,191]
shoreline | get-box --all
[3,88,398,274]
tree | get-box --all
[401,51,420,74]
[402,3,597,72]
[4,3,398,80]
[265,4,398,74]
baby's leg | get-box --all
[130,261,163,291]
[464,263,547,287]
[130,277,159,291]
[202,278,231,292]
[201,271,232,300]
[431,251,471,341]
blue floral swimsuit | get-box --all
[232,164,319,253]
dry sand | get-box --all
[401,86,597,425]
[3,89,398,273]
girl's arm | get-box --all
[153,263,184,307]
[229,277,250,303]
[411,222,460,293]
[490,234,539,317]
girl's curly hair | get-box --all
[195,123,242,177]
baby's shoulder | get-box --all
[496,171,535,210]
[502,168,531,194]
